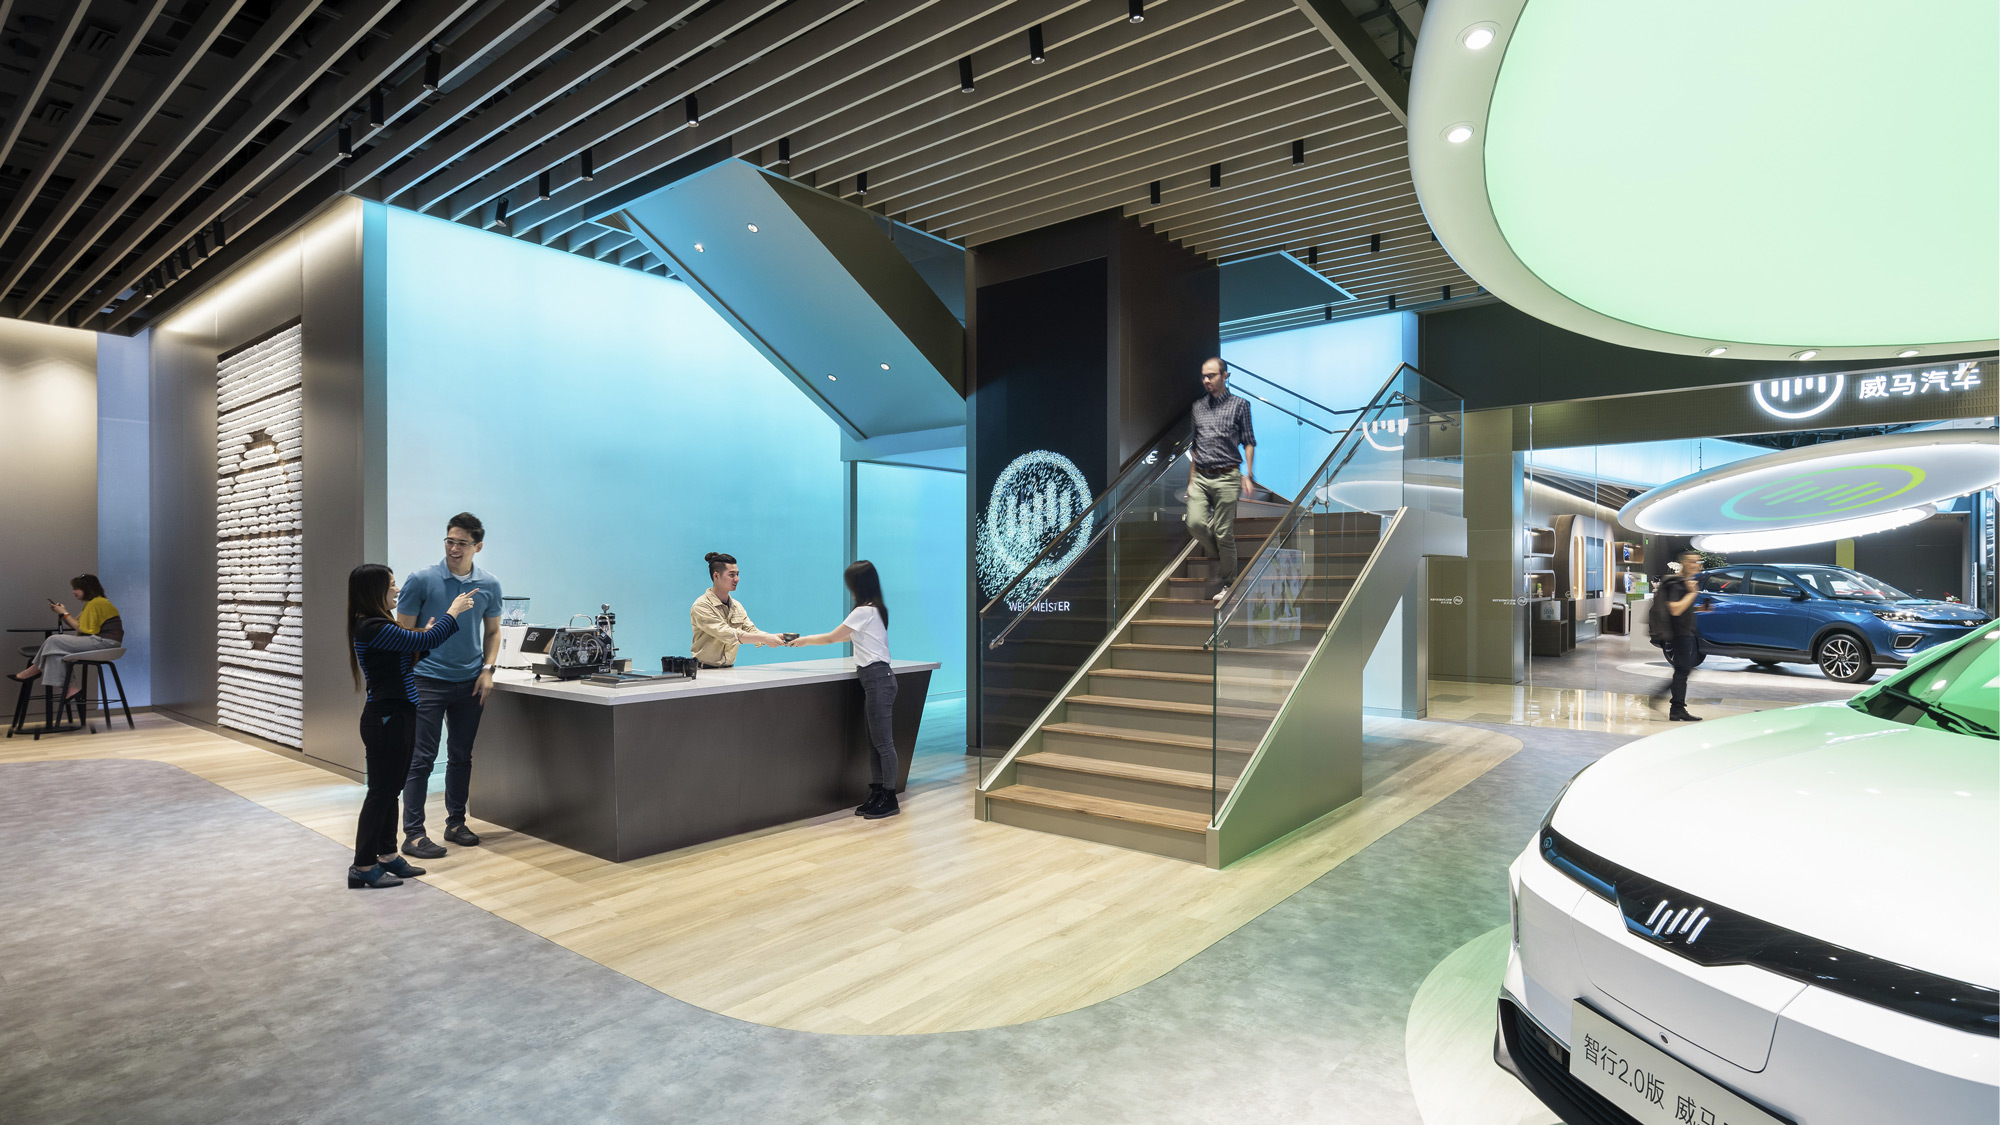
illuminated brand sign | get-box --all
[1635,897,1713,946]
[1752,360,1982,419]
[976,450,1094,601]
[1719,463,1925,522]
[1362,417,1409,451]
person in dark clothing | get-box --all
[787,561,900,819]
[346,564,476,889]
[1658,550,1708,722]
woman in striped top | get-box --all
[346,563,475,889]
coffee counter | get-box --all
[471,658,937,861]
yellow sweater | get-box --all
[76,596,121,637]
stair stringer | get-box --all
[975,540,1200,816]
[1205,506,1468,867]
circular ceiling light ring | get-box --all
[1619,430,2000,535]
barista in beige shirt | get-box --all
[690,551,787,667]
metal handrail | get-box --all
[1207,362,1424,639]
[1235,385,1333,433]
[1227,363,1345,418]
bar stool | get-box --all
[59,649,134,734]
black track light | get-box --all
[193,232,209,258]
[1128,0,1144,23]
[579,147,594,181]
[423,49,441,93]
[1324,304,1332,322]
[494,197,510,230]
[212,218,226,248]
[958,57,975,93]
[776,137,791,167]
[1209,163,1221,189]
[368,87,384,128]
[1386,293,1397,310]
[1369,233,1381,253]
[337,124,353,160]
[685,95,700,128]
[1148,180,1160,205]
[856,170,869,196]
[1028,24,1045,63]
[1441,284,1452,301]
[1292,139,1305,165]
[1307,245,1318,265]
[536,170,551,202]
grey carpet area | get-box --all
[0,722,1634,1125]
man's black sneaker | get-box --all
[401,836,447,859]
[1668,711,1704,722]
[444,824,481,847]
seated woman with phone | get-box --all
[12,574,124,697]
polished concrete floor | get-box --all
[0,698,1642,1124]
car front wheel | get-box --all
[1815,632,1874,683]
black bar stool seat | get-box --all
[60,649,135,735]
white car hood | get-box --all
[1552,701,1999,989]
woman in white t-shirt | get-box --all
[789,560,900,819]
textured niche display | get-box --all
[216,324,305,747]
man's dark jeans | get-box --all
[403,675,484,839]
[1665,635,1702,712]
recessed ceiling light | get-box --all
[1897,348,1921,357]
[1461,24,1496,50]
[826,374,837,381]
[879,362,890,370]
[747,224,758,233]
[1703,346,1728,356]
[694,243,704,252]
[1791,349,1819,360]
[1444,123,1475,144]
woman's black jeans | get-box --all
[857,661,899,788]
[354,701,417,866]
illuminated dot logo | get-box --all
[1719,463,1926,522]
[1752,374,1845,419]
[977,450,1094,599]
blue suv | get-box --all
[1695,564,1990,682]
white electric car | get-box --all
[1498,627,1999,1125]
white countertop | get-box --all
[492,657,941,705]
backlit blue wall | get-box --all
[856,461,965,695]
[1222,312,1418,500]
[383,208,845,665]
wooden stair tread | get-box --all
[1111,642,1307,659]
[1133,616,1327,631]
[1019,751,1236,792]
[1090,667,1212,684]
[1067,693,1279,720]
[1041,721,1257,754]
[986,785,1210,833]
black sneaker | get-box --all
[863,789,901,820]
[402,835,447,859]
[443,824,481,847]
[1668,711,1704,722]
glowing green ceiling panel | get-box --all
[1483,1,1997,348]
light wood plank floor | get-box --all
[0,709,1518,1034]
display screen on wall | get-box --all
[1585,535,1605,597]
[215,323,305,747]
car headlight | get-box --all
[1871,609,1924,622]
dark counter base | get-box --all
[472,669,931,862]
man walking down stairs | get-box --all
[1185,357,1259,604]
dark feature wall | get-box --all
[1421,301,1991,410]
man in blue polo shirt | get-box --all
[398,512,503,859]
